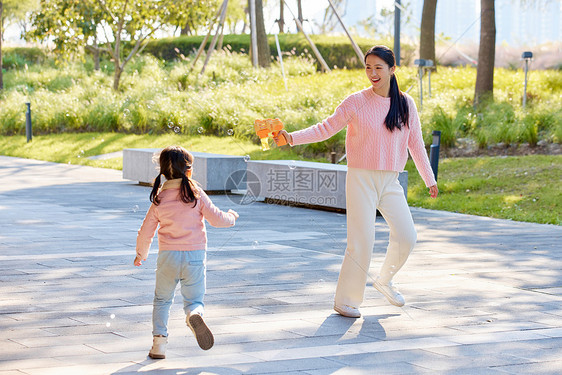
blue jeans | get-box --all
[152,250,206,337]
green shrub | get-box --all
[427,106,457,147]
[143,33,412,71]
[1,47,47,69]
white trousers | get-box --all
[334,168,417,308]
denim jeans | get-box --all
[152,250,206,337]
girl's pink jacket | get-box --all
[136,179,236,259]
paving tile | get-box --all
[0,156,561,374]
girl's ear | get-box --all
[186,169,193,178]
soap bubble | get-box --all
[167,121,174,129]
[105,322,111,327]
[244,155,251,163]
[110,314,116,319]
[197,127,204,134]
[389,265,397,275]
[123,109,130,117]
[252,241,259,249]
[132,205,139,213]
[227,129,234,136]
[288,160,297,170]
[173,126,181,133]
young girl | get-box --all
[134,145,239,358]
[276,45,438,318]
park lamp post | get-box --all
[414,59,434,110]
[522,51,533,108]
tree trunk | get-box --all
[297,0,303,24]
[419,0,437,71]
[255,0,270,67]
[278,0,284,33]
[113,60,122,91]
[474,0,496,107]
[0,1,3,91]
[180,22,190,35]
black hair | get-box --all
[364,45,409,132]
[150,146,199,207]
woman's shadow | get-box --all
[315,312,397,342]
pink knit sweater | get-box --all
[290,87,437,187]
[136,179,236,259]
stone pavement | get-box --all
[0,155,561,375]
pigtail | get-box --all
[150,173,163,205]
[179,171,199,207]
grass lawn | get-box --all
[1,133,560,225]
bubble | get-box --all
[227,129,234,136]
[110,314,115,319]
[174,126,181,133]
[252,241,259,249]
[123,109,130,117]
[105,322,111,327]
[318,279,325,283]
[288,160,297,170]
[167,121,174,129]
[132,205,139,213]
[197,127,204,134]
[389,265,397,275]
[244,155,251,163]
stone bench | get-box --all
[122,148,247,192]
[246,160,408,211]
[123,149,408,211]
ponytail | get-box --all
[384,75,409,132]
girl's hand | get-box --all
[134,255,145,266]
[228,209,239,220]
[274,130,292,146]
[429,184,438,198]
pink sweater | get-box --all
[290,88,437,187]
[136,179,236,259]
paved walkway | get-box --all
[0,155,561,375]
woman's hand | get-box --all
[134,254,145,266]
[428,184,438,198]
[274,130,292,146]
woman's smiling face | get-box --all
[365,54,395,97]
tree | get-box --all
[277,0,284,33]
[28,0,197,91]
[419,0,437,69]
[1,0,39,90]
[0,0,3,91]
[297,0,303,25]
[249,0,269,68]
[474,0,496,107]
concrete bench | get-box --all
[123,149,408,211]
[122,148,247,192]
[246,160,408,211]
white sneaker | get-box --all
[334,304,361,318]
[187,313,214,350]
[373,277,405,307]
[148,335,167,359]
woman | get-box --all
[276,45,438,318]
